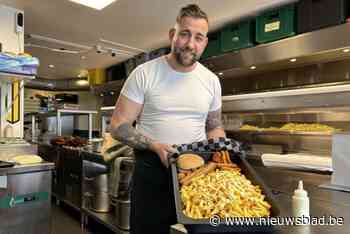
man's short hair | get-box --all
[176,4,209,24]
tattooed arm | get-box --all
[110,95,175,166]
[110,95,150,149]
[206,108,226,139]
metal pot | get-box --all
[91,191,111,213]
[114,199,130,230]
[92,173,109,192]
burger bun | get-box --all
[177,153,204,170]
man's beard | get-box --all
[174,47,199,67]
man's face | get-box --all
[170,16,209,67]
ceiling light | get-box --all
[76,79,89,86]
[69,0,116,10]
[81,55,86,60]
[218,72,224,76]
[250,66,256,70]
[48,64,55,68]
[343,49,350,53]
[290,58,297,62]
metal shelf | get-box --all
[52,192,81,212]
[0,71,35,81]
[82,207,122,233]
[25,109,97,140]
[230,129,338,136]
[26,109,97,117]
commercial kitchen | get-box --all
[1,0,350,234]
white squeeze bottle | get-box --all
[292,180,310,217]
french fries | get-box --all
[180,162,217,186]
[178,151,271,219]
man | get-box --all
[110,4,225,234]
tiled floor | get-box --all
[51,202,115,234]
[51,202,82,234]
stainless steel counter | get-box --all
[171,161,350,234]
[0,144,54,234]
[0,162,55,175]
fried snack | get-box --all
[180,168,271,219]
[180,162,217,186]
[221,151,228,164]
[178,173,186,180]
[216,163,239,168]
[212,152,223,163]
[240,124,260,131]
[280,123,338,132]
[224,151,232,164]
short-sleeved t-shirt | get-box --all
[121,56,222,145]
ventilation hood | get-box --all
[202,23,350,78]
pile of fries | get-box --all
[178,151,271,219]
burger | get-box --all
[177,153,205,171]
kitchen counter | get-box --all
[0,143,55,175]
[171,162,350,234]
[0,162,55,175]
[0,143,54,234]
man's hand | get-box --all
[150,142,177,167]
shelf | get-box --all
[0,71,35,82]
[26,109,97,139]
[52,192,81,212]
[82,207,122,233]
[222,83,350,113]
[228,129,338,137]
[26,110,97,117]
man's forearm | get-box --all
[206,109,226,139]
[110,122,153,150]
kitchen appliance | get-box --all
[0,143,54,234]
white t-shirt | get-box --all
[120,56,222,145]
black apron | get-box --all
[130,149,177,234]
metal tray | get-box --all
[170,151,280,233]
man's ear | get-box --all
[169,28,176,41]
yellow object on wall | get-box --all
[7,81,20,124]
[88,68,106,86]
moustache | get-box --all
[180,48,196,55]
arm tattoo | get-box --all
[206,109,224,132]
[110,123,153,150]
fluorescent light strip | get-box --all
[69,0,116,10]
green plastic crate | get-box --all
[256,4,296,44]
[201,32,221,59]
[221,20,255,52]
